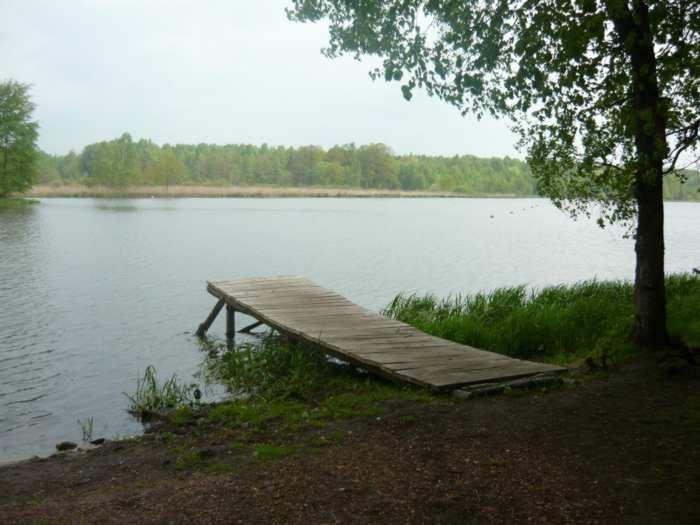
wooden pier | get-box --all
[197,276,565,391]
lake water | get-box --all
[1,197,698,463]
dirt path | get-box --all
[1,358,698,524]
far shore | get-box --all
[25,184,530,199]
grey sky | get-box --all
[1,0,519,157]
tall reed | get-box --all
[383,273,699,361]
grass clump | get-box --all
[173,449,206,470]
[203,337,351,401]
[78,417,94,442]
[125,365,197,417]
[201,336,431,432]
[384,273,700,363]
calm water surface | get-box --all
[1,197,699,462]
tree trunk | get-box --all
[627,1,669,347]
[607,0,669,347]
[634,169,667,347]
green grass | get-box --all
[203,335,432,403]
[384,273,700,364]
[170,405,193,425]
[205,382,427,431]
[202,337,363,401]
[206,462,234,474]
[200,336,431,432]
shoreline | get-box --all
[21,185,699,202]
[25,184,531,199]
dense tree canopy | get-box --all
[0,81,39,197]
[37,137,540,195]
[37,135,700,199]
[288,0,700,346]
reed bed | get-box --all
[383,273,700,362]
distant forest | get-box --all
[37,133,700,200]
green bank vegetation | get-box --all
[34,134,700,199]
[127,338,431,469]
[0,197,38,209]
[385,273,700,366]
[199,337,430,430]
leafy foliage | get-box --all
[0,81,39,197]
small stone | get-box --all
[90,438,106,446]
[452,389,472,400]
[471,384,506,397]
[56,441,77,451]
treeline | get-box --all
[36,132,699,199]
[36,133,536,194]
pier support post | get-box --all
[239,320,264,334]
[226,304,236,344]
[196,298,225,337]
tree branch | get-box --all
[664,119,700,174]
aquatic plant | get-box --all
[78,416,94,442]
[124,365,196,417]
[201,336,364,402]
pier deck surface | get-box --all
[206,276,564,390]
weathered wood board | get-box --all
[205,276,565,390]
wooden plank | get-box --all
[323,339,450,350]
[221,287,344,298]
[361,351,474,365]
[263,305,370,314]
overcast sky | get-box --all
[1,0,519,157]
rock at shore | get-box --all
[55,441,77,451]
